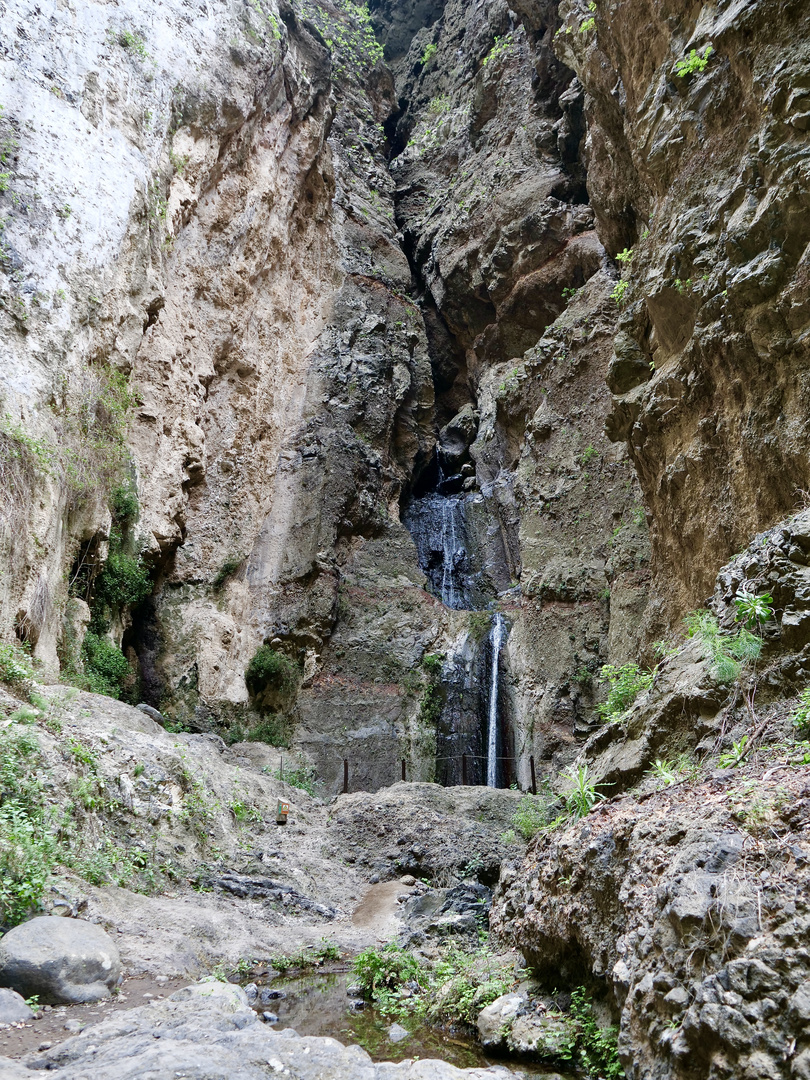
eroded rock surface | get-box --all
[3,980,516,1079]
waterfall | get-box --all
[486,613,505,787]
[440,498,459,608]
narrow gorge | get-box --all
[0,0,809,1078]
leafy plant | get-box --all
[560,763,606,819]
[9,705,38,725]
[615,247,634,264]
[719,735,749,769]
[0,730,55,925]
[420,42,437,67]
[245,646,300,701]
[81,633,131,698]
[597,662,653,723]
[228,798,261,824]
[354,943,424,1000]
[675,44,713,77]
[114,28,149,60]
[650,758,679,786]
[275,761,317,796]
[611,279,630,306]
[733,590,773,630]
[579,16,595,33]
[581,445,599,465]
[213,555,242,590]
[0,642,33,684]
[91,552,151,627]
[481,33,514,69]
[791,689,810,736]
[417,653,445,732]
[110,482,139,526]
[568,987,624,1079]
[684,610,761,683]
[425,946,512,1026]
[512,794,552,839]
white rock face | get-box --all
[1,0,293,668]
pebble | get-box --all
[38,1041,53,1051]
[262,1011,279,1023]
[400,875,416,886]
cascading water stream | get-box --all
[440,498,459,608]
[486,614,504,787]
[403,466,512,786]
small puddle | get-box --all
[252,969,574,1078]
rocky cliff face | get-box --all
[1,0,654,792]
[550,0,810,626]
[4,0,810,1077]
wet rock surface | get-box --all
[2,980,517,1079]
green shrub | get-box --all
[81,633,130,698]
[597,662,653,723]
[0,642,33,684]
[560,763,606,819]
[611,279,630,306]
[245,645,300,701]
[9,705,38,725]
[426,947,513,1026]
[419,653,445,728]
[353,943,425,1001]
[420,42,437,67]
[275,761,317,796]
[246,716,291,747]
[567,987,624,1079]
[92,552,151,621]
[110,482,139,525]
[733,590,773,630]
[685,609,761,682]
[0,803,56,926]
[512,794,552,839]
[719,735,749,769]
[481,33,514,68]
[0,730,55,926]
[675,44,713,77]
[792,689,810,736]
[213,555,242,590]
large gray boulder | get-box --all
[0,987,33,1023]
[0,916,121,1004]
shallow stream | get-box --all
[254,969,574,1078]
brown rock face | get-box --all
[549,0,810,624]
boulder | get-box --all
[0,917,121,1004]
[477,991,525,1048]
[0,987,34,1023]
[508,1011,572,1058]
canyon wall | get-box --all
[2,0,809,798]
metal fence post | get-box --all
[462,754,468,786]
[530,755,537,796]
[343,758,349,794]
